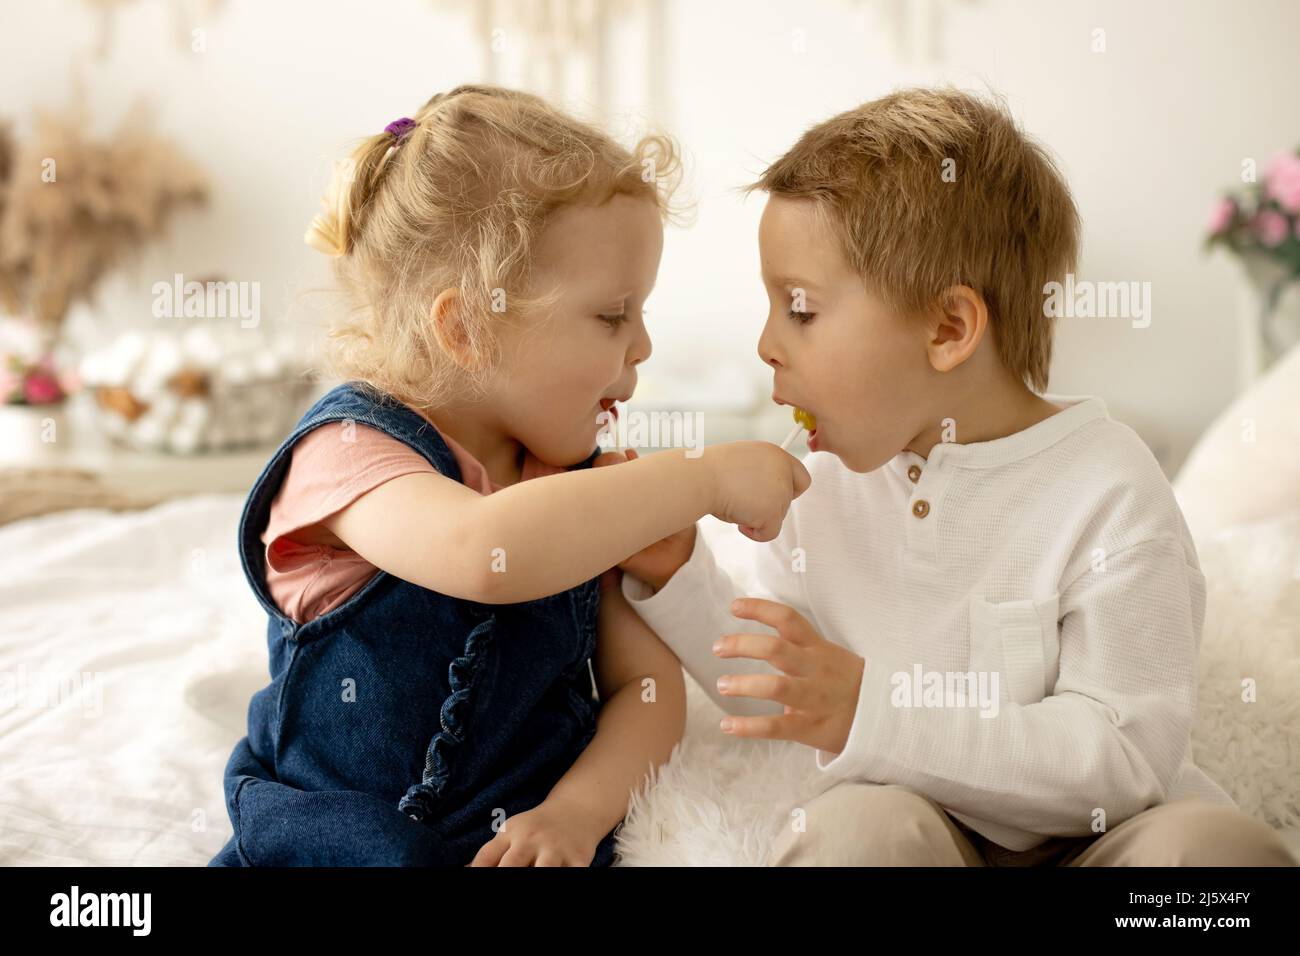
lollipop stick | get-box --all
[778,423,804,451]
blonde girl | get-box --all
[210,85,808,868]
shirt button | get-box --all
[912,499,930,518]
[907,464,922,483]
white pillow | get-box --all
[1174,341,1300,538]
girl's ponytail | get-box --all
[305,118,420,257]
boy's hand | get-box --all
[704,441,811,542]
[466,799,605,867]
[713,597,864,754]
[592,447,697,591]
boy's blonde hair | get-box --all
[306,84,682,411]
[747,87,1079,393]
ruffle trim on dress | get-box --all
[398,615,495,822]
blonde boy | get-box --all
[620,88,1294,866]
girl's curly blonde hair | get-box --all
[305,84,683,413]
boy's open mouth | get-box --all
[773,392,820,446]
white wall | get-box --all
[2,0,1295,471]
[655,0,1300,469]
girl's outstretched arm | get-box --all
[324,441,808,604]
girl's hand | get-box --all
[593,447,697,592]
[704,441,811,542]
[466,799,605,867]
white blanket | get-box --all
[1,496,1295,866]
[0,496,264,865]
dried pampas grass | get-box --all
[0,96,209,348]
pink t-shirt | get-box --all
[260,416,620,624]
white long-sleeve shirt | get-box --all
[622,393,1235,851]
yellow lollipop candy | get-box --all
[778,406,818,450]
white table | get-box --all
[0,393,277,513]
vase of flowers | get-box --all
[0,336,79,458]
[1206,148,1300,386]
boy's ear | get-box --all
[925,285,989,374]
[430,288,486,372]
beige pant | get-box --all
[770,783,1297,866]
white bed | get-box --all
[7,342,1300,866]
[1,488,1297,866]
[0,495,265,865]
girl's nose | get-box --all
[629,321,652,367]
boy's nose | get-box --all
[757,322,783,369]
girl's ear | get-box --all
[430,288,486,372]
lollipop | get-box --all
[779,406,817,450]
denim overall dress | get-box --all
[209,382,619,866]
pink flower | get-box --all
[1264,150,1300,215]
[1207,197,1236,235]
[1252,209,1290,247]
[22,368,64,404]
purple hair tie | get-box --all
[384,117,417,140]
